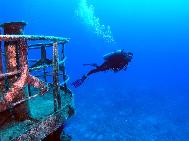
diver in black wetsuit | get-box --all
[71,49,133,88]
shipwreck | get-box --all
[0,21,74,140]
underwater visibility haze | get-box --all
[0,0,189,140]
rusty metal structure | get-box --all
[0,22,74,140]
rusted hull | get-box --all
[0,22,74,140]
[0,103,74,141]
[0,37,5,93]
[16,106,72,141]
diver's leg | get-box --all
[71,63,107,88]
[86,68,101,76]
[83,63,99,68]
[71,68,100,88]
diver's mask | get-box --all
[126,52,133,62]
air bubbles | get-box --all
[76,0,115,44]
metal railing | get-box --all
[0,35,72,113]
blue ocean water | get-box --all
[1,0,189,140]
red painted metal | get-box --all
[0,31,4,93]
[0,21,73,140]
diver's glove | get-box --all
[71,75,87,88]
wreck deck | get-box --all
[0,22,74,140]
[0,87,74,141]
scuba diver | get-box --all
[71,49,133,88]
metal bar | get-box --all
[41,45,46,60]
[0,29,5,92]
[15,42,21,78]
[60,77,70,86]
[3,39,9,91]
[52,42,61,111]
[34,42,64,47]
[60,44,72,96]
[34,73,64,78]
[12,92,41,107]
[28,46,51,49]
[28,59,38,62]
[0,70,20,79]
[28,42,65,48]
[59,57,67,65]
[2,22,26,89]
[4,41,18,85]
[29,64,53,71]
[28,43,54,48]
[0,35,69,43]
[28,42,63,49]
[29,57,66,76]
[28,84,32,97]
[4,81,50,109]
[11,78,50,107]
[43,68,47,82]
[40,45,47,82]
[34,74,51,78]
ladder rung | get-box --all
[29,64,53,71]
[59,57,67,65]
[60,77,70,86]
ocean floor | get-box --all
[64,86,189,141]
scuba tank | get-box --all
[103,49,124,61]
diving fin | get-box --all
[71,75,87,88]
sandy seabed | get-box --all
[64,86,189,141]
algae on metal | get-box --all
[0,21,74,140]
